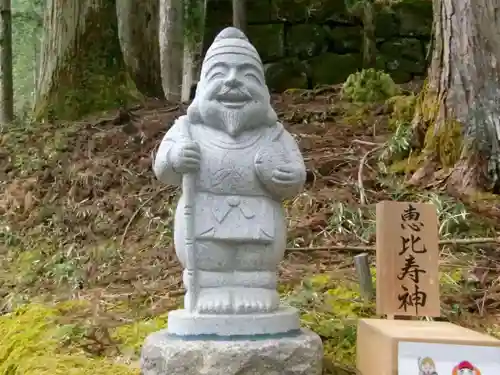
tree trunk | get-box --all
[409,0,500,195]
[232,0,246,33]
[181,0,207,102]
[35,0,139,121]
[0,0,13,124]
[159,0,184,102]
[116,0,163,98]
[362,1,376,68]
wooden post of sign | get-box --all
[354,253,374,301]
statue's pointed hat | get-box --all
[202,27,263,69]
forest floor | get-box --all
[1,84,500,375]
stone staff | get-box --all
[180,118,198,313]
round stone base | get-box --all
[140,328,323,375]
[167,306,300,336]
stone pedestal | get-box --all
[140,328,323,375]
[167,306,301,336]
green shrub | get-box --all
[341,68,399,103]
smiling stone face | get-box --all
[207,58,260,107]
[188,27,277,137]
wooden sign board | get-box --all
[376,201,440,317]
[357,318,500,375]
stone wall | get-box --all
[203,0,432,92]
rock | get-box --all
[287,24,328,58]
[379,38,426,82]
[205,0,233,25]
[247,0,272,23]
[141,328,323,375]
[380,38,424,65]
[202,0,232,55]
[386,70,413,84]
[374,7,399,39]
[265,58,309,92]
[393,0,433,37]
[270,0,348,22]
[308,53,362,86]
[247,24,285,61]
[271,0,312,22]
[326,25,362,53]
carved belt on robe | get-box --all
[194,193,277,242]
[213,196,255,223]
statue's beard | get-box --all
[219,106,251,136]
[198,99,273,137]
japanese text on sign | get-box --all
[376,201,440,317]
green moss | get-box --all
[416,79,438,123]
[400,80,463,169]
[440,269,463,285]
[286,273,375,367]
[383,93,418,172]
[386,94,416,131]
[7,249,44,284]
[467,192,500,204]
[341,68,399,103]
[111,315,168,356]
[0,303,138,375]
[389,154,422,174]
[423,119,463,168]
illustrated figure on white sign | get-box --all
[452,361,481,375]
[418,357,438,375]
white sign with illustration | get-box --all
[398,341,500,374]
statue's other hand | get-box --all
[271,164,304,186]
[171,141,201,173]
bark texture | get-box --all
[232,0,246,32]
[181,0,207,102]
[35,0,137,121]
[116,0,163,98]
[0,0,13,124]
[410,0,500,194]
[362,2,376,68]
[159,0,184,101]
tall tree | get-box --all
[344,0,376,68]
[232,0,246,33]
[116,0,163,98]
[0,0,13,124]
[159,0,184,101]
[408,0,500,195]
[159,0,206,102]
[181,0,206,102]
[35,0,139,121]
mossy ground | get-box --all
[0,303,139,375]
[2,83,500,374]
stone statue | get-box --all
[153,26,307,336]
[142,27,322,375]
